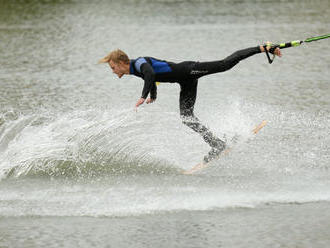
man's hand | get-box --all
[260,43,282,57]
[272,47,282,57]
[146,98,155,104]
[135,98,145,109]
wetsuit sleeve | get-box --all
[140,63,156,99]
[150,82,157,100]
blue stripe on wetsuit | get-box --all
[134,57,172,74]
[149,58,172,73]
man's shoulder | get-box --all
[132,57,150,73]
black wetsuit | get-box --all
[129,46,262,162]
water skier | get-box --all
[99,44,281,163]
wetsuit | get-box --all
[130,46,262,162]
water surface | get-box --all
[0,0,330,247]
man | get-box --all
[99,44,281,163]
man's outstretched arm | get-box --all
[146,82,157,104]
[136,62,156,108]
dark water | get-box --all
[0,0,330,247]
[1,202,330,248]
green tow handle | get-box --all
[265,34,330,64]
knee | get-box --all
[181,114,199,130]
[179,106,194,119]
[181,114,193,126]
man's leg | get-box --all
[179,80,226,162]
[190,46,262,78]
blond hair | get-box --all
[98,49,130,64]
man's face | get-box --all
[109,60,126,78]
